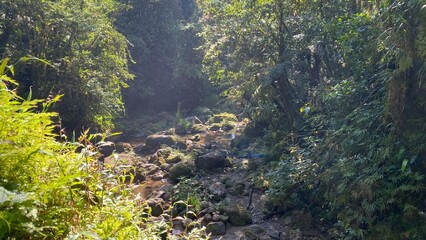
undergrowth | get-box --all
[0,58,209,239]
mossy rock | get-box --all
[145,134,177,149]
[194,151,231,170]
[207,112,238,124]
[210,124,221,131]
[206,221,226,236]
[190,124,207,133]
[221,122,235,131]
[166,153,184,164]
[221,204,252,226]
[169,161,195,182]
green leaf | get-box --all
[0,58,9,75]
[7,66,14,76]
[26,87,32,102]
[20,56,54,68]
[0,75,18,85]
[401,159,408,172]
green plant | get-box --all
[172,178,207,212]
[0,59,209,239]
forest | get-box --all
[1,0,425,239]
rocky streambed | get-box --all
[96,113,324,239]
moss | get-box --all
[207,112,238,124]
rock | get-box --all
[115,142,132,153]
[151,172,164,181]
[133,171,147,183]
[97,141,115,161]
[172,216,185,231]
[160,163,171,171]
[174,124,189,135]
[212,213,221,222]
[221,204,252,226]
[176,141,187,150]
[220,215,229,223]
[207,113,238,124]
[169,161,195,182]
[291,210,312,230]
[206,222,226,236]
[157,184,173,201]
[143,163,160,175]
[147,198,164,217]
[166,154,184,164]
[208,182,227,200]
[210,124,221,131]
[156,148,172,158]
[195,151,231,171]
[145,134,177,149]
[190,134,201,141]
[201,201,214,210]
[157,128,175,135]
[186,211,198,220]
[190,124,207,134]
[243,225,266,240]
[148,154,159,164]
[233,231,246,240]
[221,123,235,131]
[204,213,213,223]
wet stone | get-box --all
[206,221,226,236]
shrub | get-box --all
[0,59,209,239]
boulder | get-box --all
[291,210,312,230]
[176,141,187,150]
[206,221,226,236]
[208,182,227,201]
[243,225,266,240]
[145,134,177,149]
[115,142,132,153]
[147,198,164,217]
[156,148,172,158]
[190,134,201,141]
[221,123,235,131]
[209,124,221,131]
[142,163,160,175]
[207,113,238,124]
[195,151,231,171]
[212,213,221,222]
[97,141,115,161]
[169,161,195,182]
[221,204,252,226]
[166,154,184,164]
[190,124,207,134]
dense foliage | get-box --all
[116,0,208,113]
[0,0,132,131]
[0,59,207,239]
[197,0,426,238]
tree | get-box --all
[0,0,133,132]
[116,0,206,114]
[198,0,426,238]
